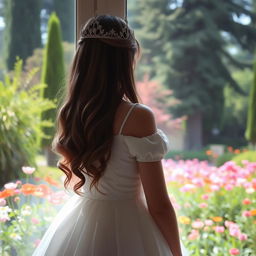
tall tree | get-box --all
[4,0,41,70]
[245,59,256,149]
[53,0,74,42]
[129,0,256,150]
[41,12,65,166]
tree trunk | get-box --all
[185,112,203,151]
[44,146,59,167]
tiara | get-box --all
[79,17,135,44]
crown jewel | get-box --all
[79,17,134,44]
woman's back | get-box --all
[82,101,169,201]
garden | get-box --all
[1,0,256,255]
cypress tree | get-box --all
[41,12,65,165]
[4,0,41,70]
[245,60,256,148]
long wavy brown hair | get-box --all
[52,15,140,196]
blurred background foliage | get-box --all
[0,59,55,185]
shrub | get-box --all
[0,59,55,186]
[165,150,210,161]
[216,152,235,167]
[232,151,256,165]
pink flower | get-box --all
[201,194,209,200]
[199,203,208,208]
[192,220,204,229]
[14,189,21,195]
[14,197,20,202]
[229,227,241,237]
[4,182,17,190]
[210,184,220,191]
[205,219,214,226]
[34,239,41,247]
[22,166,36,174]
[34,177,41,182]
[0,216,10,222]
[229,248,240,255]
[242,198,251,205]
[0,199,6,206]
[242,211,251,217]
[180,184,197,192]
[214,226,225,233]
[238,233,248,241]
[31,217,40,225]
[225,221,234,228]
[188,229,200,240]
[225,184,233,191]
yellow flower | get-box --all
[179,216,191,225]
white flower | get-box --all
[21,205,32,216]
[10,233,22,241]
[0,206,12,214]
[0,206,12,222]
[17,216,25,223]
[4,182,17,189]
[22,166,36,174]
[246,187,255,194]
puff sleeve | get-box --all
[123,129,170,162]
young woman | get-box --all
[32,15,189,256]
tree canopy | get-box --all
[4,0,41,70]
[129,0,256,148]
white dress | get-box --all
[32,104,189,256]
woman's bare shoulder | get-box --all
[124,103,157,137]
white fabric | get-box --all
[32,129,189,256]
[123,129,170,162]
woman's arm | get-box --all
[129,105,182,256]
[138,161,182,256]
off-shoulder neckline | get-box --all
[113,128,164,139]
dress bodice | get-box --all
[82,129,169,200]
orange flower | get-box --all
[44,176,60,187]
[204,178,212,184]
[206,150,213,156]
[33,184,52,197]
[234,149,240,154]
[21,184,37,195]
[227,146,233,152]
[211,216,223,222]
[0,189,15,199]
[249,209,256,216]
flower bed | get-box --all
[0,167,70,256]
[1,160,256,255]
[164,159,256,256]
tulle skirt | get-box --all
[32,194,189,256]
